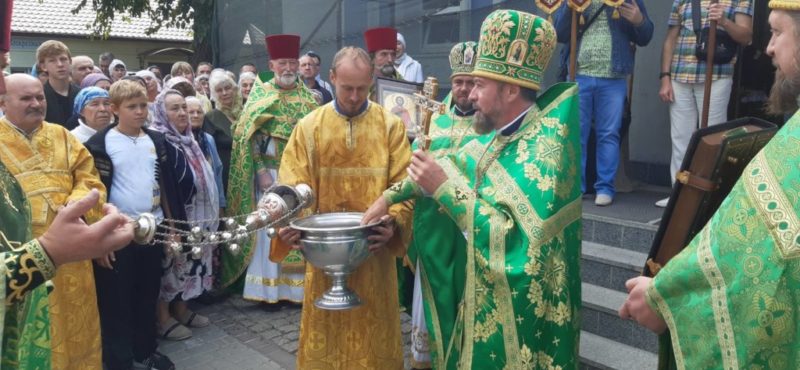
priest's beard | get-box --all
[278,72,297,87]
[453,95,473,113]
[767,68,800,115]
[472,94,503,134]
[379,64,396,77]
[472,111,495,134]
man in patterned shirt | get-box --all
[555,0,654,206]
[655,0,753,207]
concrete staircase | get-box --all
[577,211,661,369]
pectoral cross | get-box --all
[412,77,445,151]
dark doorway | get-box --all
[731,0,783,125]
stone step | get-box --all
[581,282,658,353]
[581,241,647,293]
[579,331,658,370]
[582,213,657,254]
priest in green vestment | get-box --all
[0,160,53,370]
[620,2,800,369]
[220,34,318,301]
[384,9,582,369]
[365,40,484,369]
[0,166,133,369]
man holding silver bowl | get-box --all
[271,46,413,370]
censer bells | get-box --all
[131,183,314,256]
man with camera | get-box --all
[656,0,753,208]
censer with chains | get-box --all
[130,183,314,258]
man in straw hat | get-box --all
[221,34,317,304]
[363,40,482,369]
[620,1,800,368]
[399,9,582,369]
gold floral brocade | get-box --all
[276,102,413,369]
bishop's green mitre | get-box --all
[448,41,478,78]
[472,9,557,91]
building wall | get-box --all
[212,0,771,186]
[8,35,192,73]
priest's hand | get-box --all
[94,252,116,270]
[278,227,302,250]
[257,169,274,192]
[368,215,395,253]
[408,149,447,195]
[362,196,390,225]
[619,276,667,334]
[39,189,134,267]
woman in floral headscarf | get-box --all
[151,88,220,340]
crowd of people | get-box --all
[0,17,432,369]
[1,0,799,369]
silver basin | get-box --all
[291,212,378,310]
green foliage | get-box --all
[71,0,214,42]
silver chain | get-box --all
[131,184,314,258]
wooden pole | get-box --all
[700,0,719,129]
[569,9,578,81]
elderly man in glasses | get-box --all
[299,51,333,104]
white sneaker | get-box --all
[655,197,669,208]
[595,194,613,206]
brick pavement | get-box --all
[160,296,413,370]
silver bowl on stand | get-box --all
[290,212,378,310]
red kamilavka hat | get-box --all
[265,34,301,60]
[363,27,397,53]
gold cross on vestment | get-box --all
[411,77,445,151]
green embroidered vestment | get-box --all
[648,111,800,369]
[220,77,318,291]
[429,83,582,369]
[0,161,52,370]
[386,92,488,367]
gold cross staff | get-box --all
[411,77,445,151]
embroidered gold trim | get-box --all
[646,283,686,370]
[461,184,476,367]
[244,275,305,287]
[241,295,303,304]
[434,159,477,367]
[486,163,582,244]
[305,118,317,177]
[0,166,19,213]
[25,239,56,279]
[318,167,387,178]
[0,258,5,322]
[487,211,521,365]
[696,227,739,369]
[744,154,800,259]
[419,263,446,369]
